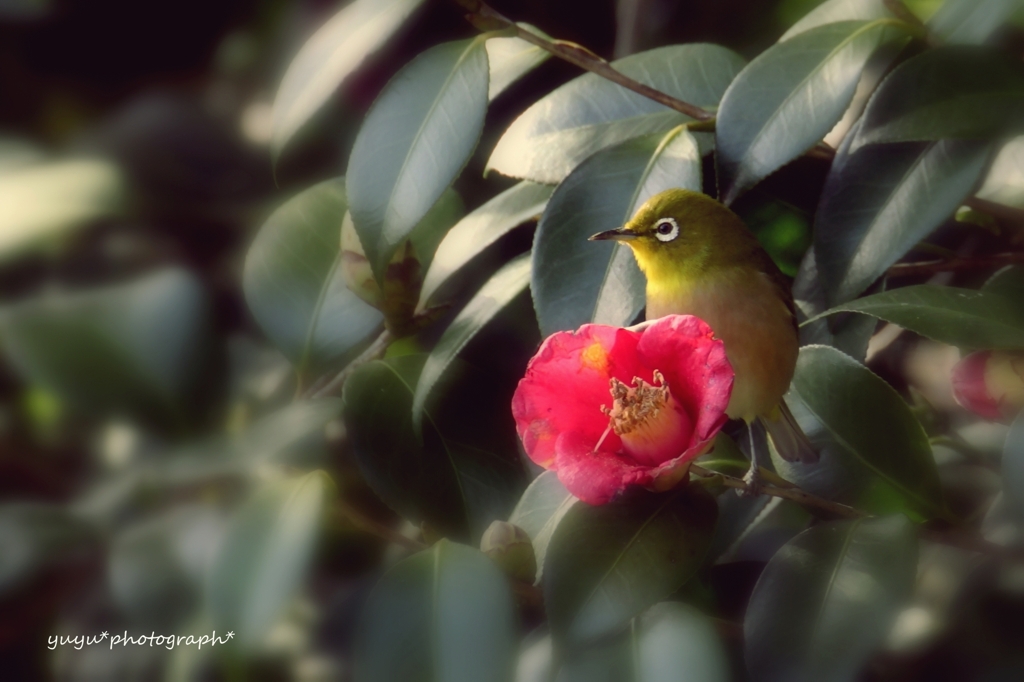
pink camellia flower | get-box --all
[952,350,1024,421]
[512,315,734,505]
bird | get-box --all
[589,187,817,489]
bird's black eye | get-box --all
[653,217,680,242]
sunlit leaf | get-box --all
[354,540,516,682]
[412,253,530,430]
[486,27,551,101]
[487,44,744,184]
[544,485,717,645]
[806,284,1024,349]
[813,122,991,306]
[928,0,1022,44]
[0,158,124,259]
[533,127,701,337]
[855,47,1024,147]
[780,0,893,40]
[344,356,527,540]
[270,0,425,160]
[977,136,1024,209]
[0,269,213,428]
[243,178,383,375]
[784,345,944,518]
[419,181,552,310]
[716,20,910,205]
[745,516,917,682]
[207,472,330,649]
[347,38,489,280]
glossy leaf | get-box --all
[786,345,944,518]
[412,254,530,430]
[1004,414,1024,521]
[0,269,212,427]
[270,0,425,160]
[813,123,991,306]
[928,0,1022,44]
[354,540,516,682]
[487,44,744,183]
[745,516,917,682]
[244,178,383,374]
[207,472,330,649]
[344,356,527,540]
[0,158,124,259]
[532,127,702,336]
[508,471,576,581]
[486,27,551,101]
[347,38,489,280]
[983,264,1024,303]
[793,250,878,361]
[806,285,1024,349]
[716,20,909,205]
[419,181,552,310]
[543,485,717,645]
[856,47,1024,147]
[780,0,892,41]
[977,136,1024,209]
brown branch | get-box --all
[887,252,1024,278]
[305,329,393,400]
[689,463,865,519]
[457,0,713,121]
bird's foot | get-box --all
[741,461,763,497]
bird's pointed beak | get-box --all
[589,227,637,242]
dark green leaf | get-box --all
[533,127,702,336]
[983,265,1024,304]
[487,45,744,183]
[207,472,330,649]
[813,123,991,306]
[347,39,489,280]
[0,269,212,428]
[745,516,918,682]
[412,254,530,430]
[793,250,879,360]
[543,485,718,645]
[928,0,1021,44]
[784,345,944,518]
[486,28,551,101]
[856,47,1024,147]
[780,0,893,41]
[270,0,425,160]
[243,178,383,374]
[806,285,1024,349]
[716,20,910,205]
[354,540,516,682]
[344,356,527,540]
[419,181,552,309]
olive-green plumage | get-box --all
[590,188,815,464]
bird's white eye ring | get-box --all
[654,217,679,242]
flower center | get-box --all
[599,370,693,466]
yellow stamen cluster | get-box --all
[602,370,670,436]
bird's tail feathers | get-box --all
[761,400,818,464]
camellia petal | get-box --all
[512,314,734,503]
[952,350,1024,422]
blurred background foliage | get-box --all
[2,0,1024,681]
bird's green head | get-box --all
[589,188,758,284]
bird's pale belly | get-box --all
[646,271,798,422]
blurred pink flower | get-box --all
[512,315,733,505]
[952,350,1024,421]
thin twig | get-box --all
[689,463,865,518]
[306,329,393,400]
[334,500,425,550]
[457,0,713,121]
[887,252,1024,278]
